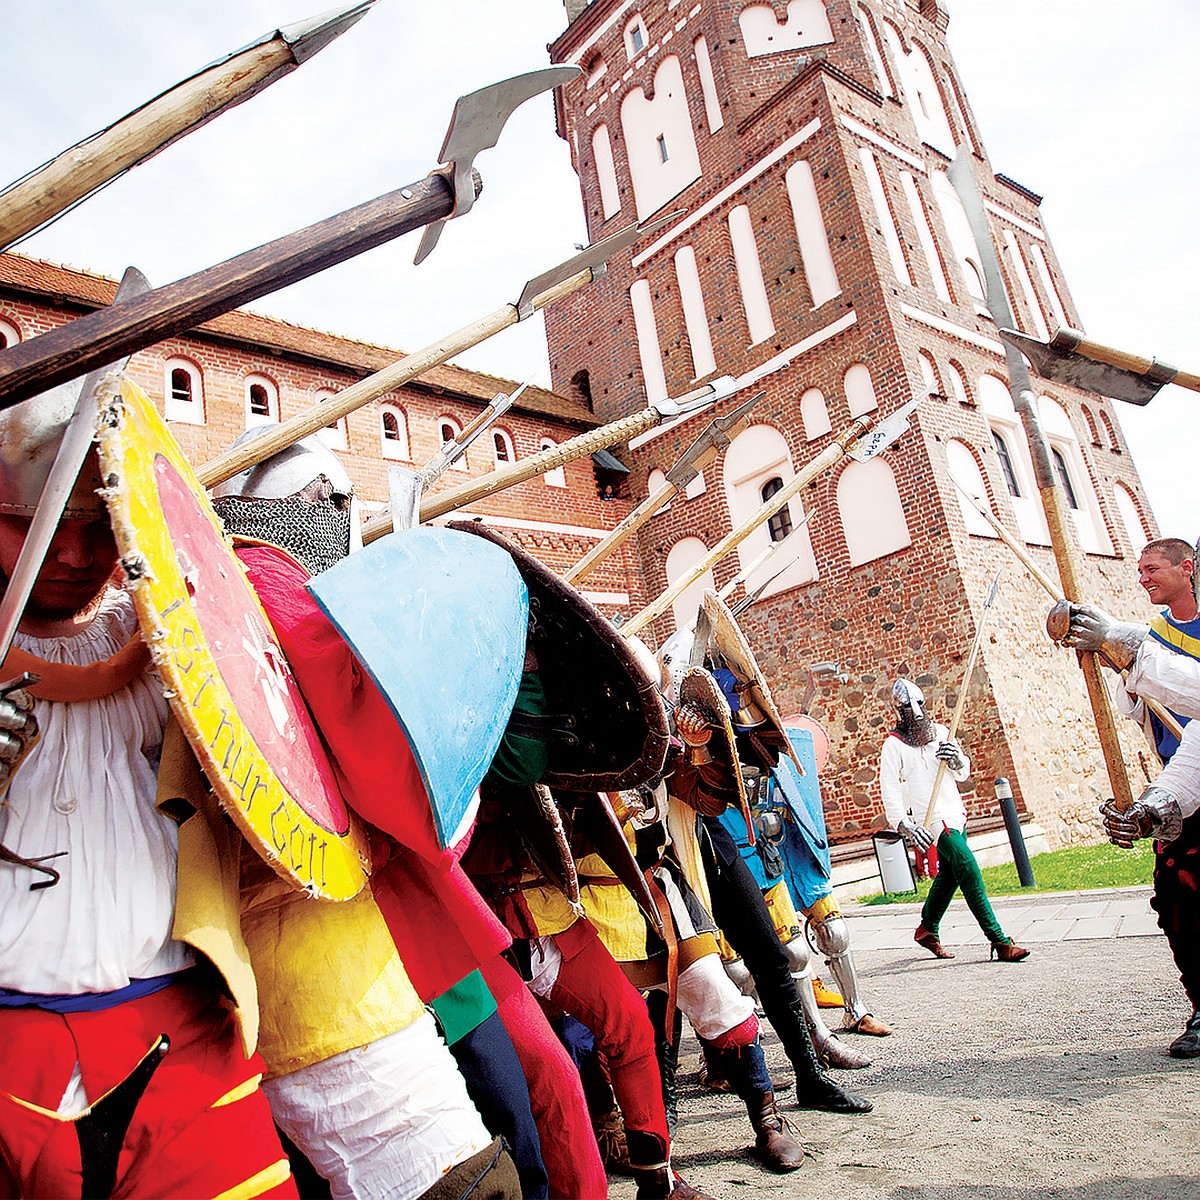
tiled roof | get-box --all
[0,253,600,428]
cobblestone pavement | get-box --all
[607,887,1200,1199]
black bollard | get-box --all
[996,778,1035,887]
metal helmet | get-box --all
[0,382,108,518]
[658,625,695,704]
[625,634,662,691]
[891,678,926,720]
[210,427,362,574]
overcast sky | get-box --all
[3,0,1195,542]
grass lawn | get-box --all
[857,838,1156,906]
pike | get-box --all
[730,512,816,618]
[999,327,1199,407]
[388,376,531,532]
[953,478,1185,742]
[949,149,1135,811]
[562,391,763,587]
[620,399,921,640]
[201,214,671,491]
[921,574,1001,831]
[0,65,580,410]
[0,267,150,669]
[0,3,378,251]
[362,373,744,542]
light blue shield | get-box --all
[308,526,528,849]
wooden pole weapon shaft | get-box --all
[954,482,1183,742]
[198,267,590,489]
[620,416,871,639]
[921,580,999,830]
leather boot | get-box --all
[780,999,873,1113]
[990,938,1030,962]
[796,970,871,1069]
[697,1041,732,1093]
[1169,1009,1200,1059]
[645,989,683,1137]
[632,1166,715,1199]
[745,1091,805,1172]
[914,925,955,959]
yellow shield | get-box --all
[97,378,368,900]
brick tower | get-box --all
[544,0,1161,857]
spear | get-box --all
[562,391,763,587]
[729,514,816,617]
[952,478,1184,742]
[197,215,669,490]
[0,3,378,250]
[950,149,1134,811]
[921,574,1001,831]
[0,65,579,409]
[619,399,921,640]
[361,375,746,542]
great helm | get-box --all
[0,382,108,519]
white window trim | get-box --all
[492,428,515,467]
[438,417,469,471]
[540,439,567,488]
[0,317,19,349]
[164,358,205,426]
[244,374,279,426]
[379,404,410,461]
[314,390,349,452]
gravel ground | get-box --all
[607,933,1200,1199]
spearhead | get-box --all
[665,391,762,489]
[848,397,920,461]
[280,1,378,64]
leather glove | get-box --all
[936,740,966,771]
[1058,603,1148,671]
[897,816,934,852]
[1100,787,1183,848]
[0,681,38,792]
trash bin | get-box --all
[872,830,916,894]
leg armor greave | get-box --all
[806,899,869,1025]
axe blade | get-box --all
[665,391,762,489]
[999,328,1163,406]
[848,398,920,462]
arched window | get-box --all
[437,417,469,471]
[900,171,952,302]
[931,169,986,305]
[1040,395,1111,554]
[673,246,715,379]
[837,458,912,567]
[857,6,896,97]
[0,318,19,350]
[693,37,723,133]
[379,404,410,461]
[1113,483,1150,554]
[164,358,204,425]
[977,373,1047,546]
[844,363,878,417]
[945,440,997,538]
[738,2,834,57]
[665,537,717,632]
[314,390,348,452]
[859,150,912,286]
[761,477,793,542]
[722,424,818,596]
[992,430,1021,498]
[629,279,668,402]
[728,204,775,344]
[540,438,566,488]
[1080,405,1101,446]
[244,374,279,425]
[800,389,831,442]
[591,124,621,221]
[619,56,701,221]
[492,428,514,465]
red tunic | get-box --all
[237,544,509,1001]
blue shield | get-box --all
[308,526,529,849]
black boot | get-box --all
[645,989,683,1137]
[779,999,873,1113]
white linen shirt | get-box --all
[878,723,970,833]
[0,589,194,995]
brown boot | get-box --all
[746,1090,806,1172]
[844,1013,892,1037]
[990,938,1030,962]
[816,1032,872,1070]
[914,925,955,959]
[633,1166,716,1199]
